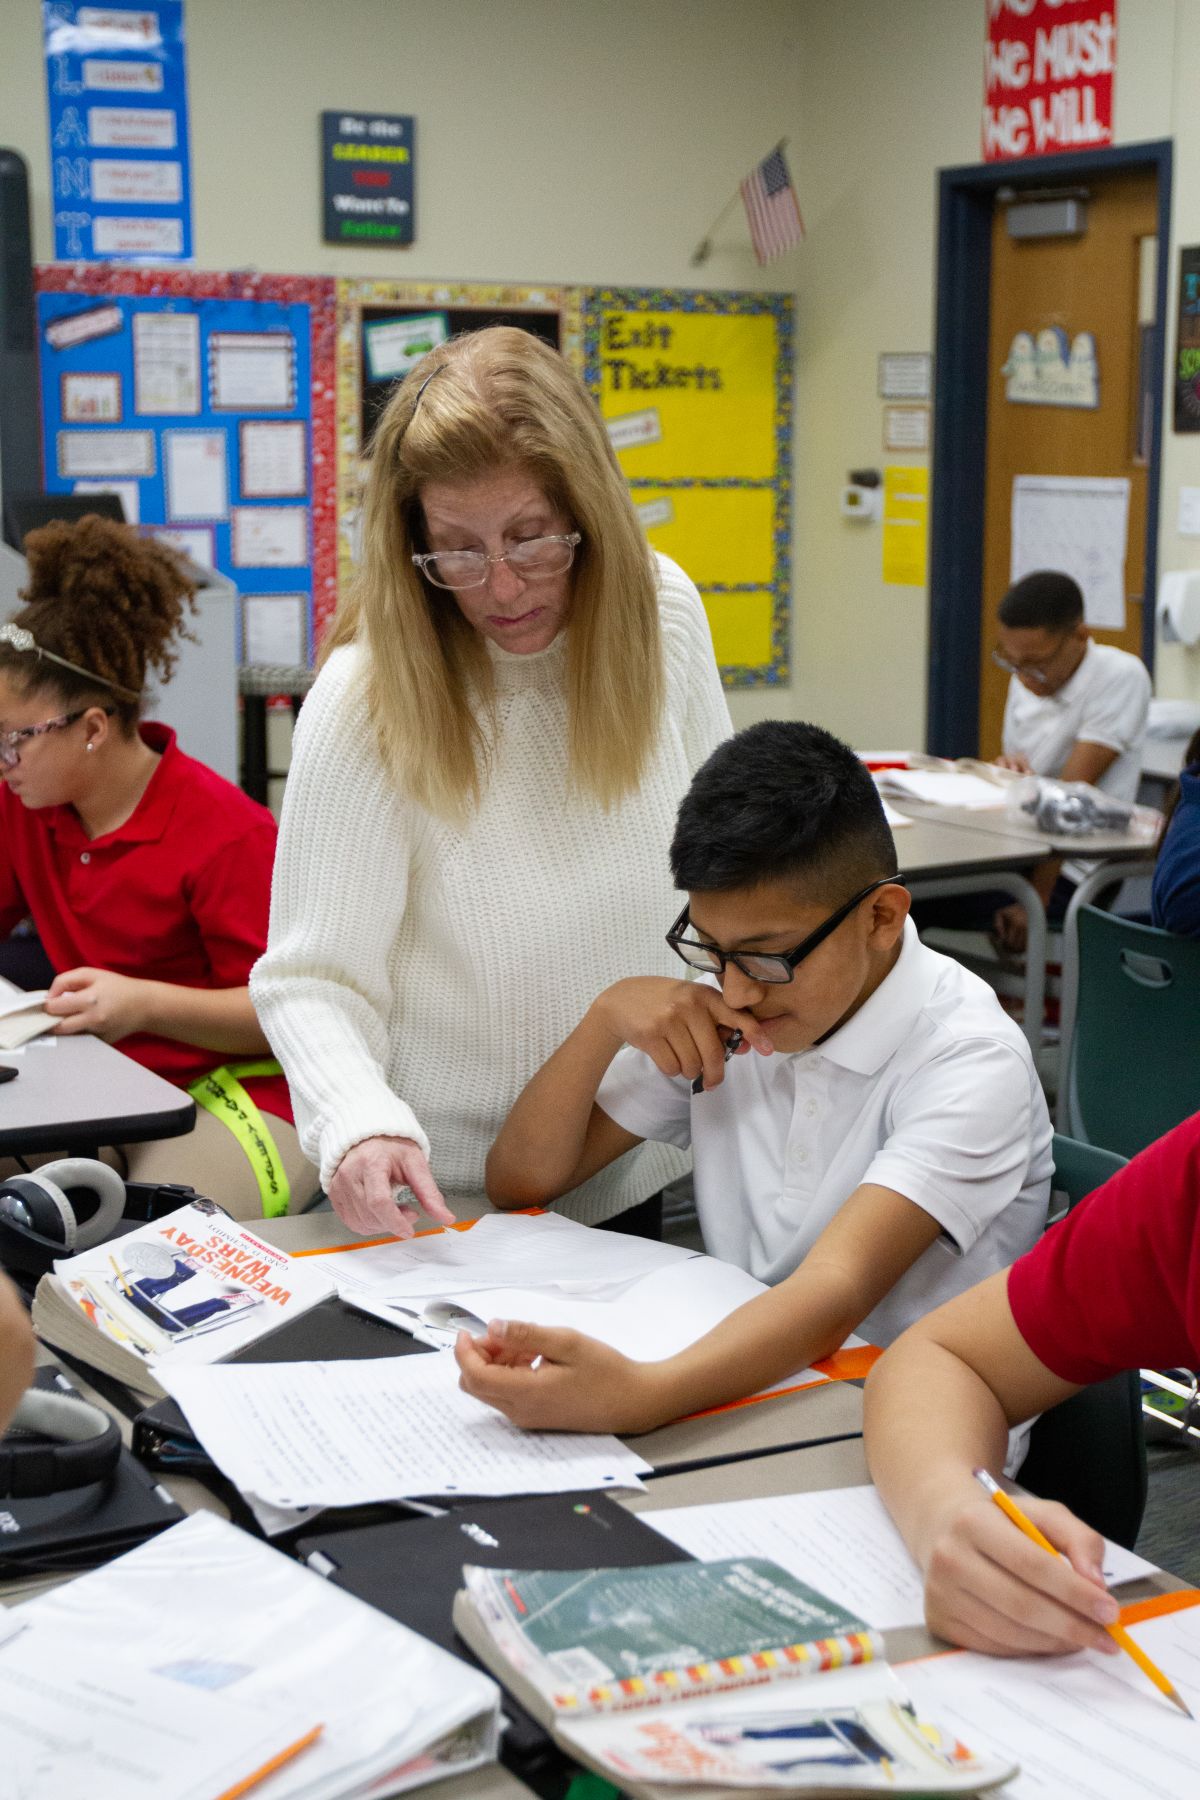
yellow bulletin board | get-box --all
[881,463,929,587]
[584,290,793,685]
[335,280,792,686]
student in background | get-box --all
[1151,726,1200,937]
[0,1271,34,1434]
[455,723,1052,1434]
[0,515,312,1220]
[990,570,1151,951]
[252,327,730,1239]
[864,1113,1200,1659]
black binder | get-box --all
[0,1367,184,1573]
[296,1490,694,1766]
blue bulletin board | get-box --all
[36,286,318,665]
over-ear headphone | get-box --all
[0,1387,122,1497]
[0,1158,127,1280]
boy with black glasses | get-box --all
[456,721,1052,1434]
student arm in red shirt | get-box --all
[1008,1112,1200,1383]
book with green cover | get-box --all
[452,1560,1017,1797]
[460,1559,881,1716]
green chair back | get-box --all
[1017,1135,1147,1549]
[1068,906,1200,1160]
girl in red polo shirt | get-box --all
[0,514,312,1219]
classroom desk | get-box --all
[256,1213,868,1474]
[0,1035,195,1158]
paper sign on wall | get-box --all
[43,0,193,262]
[1011,474,1130,630]
[984,1,1117,163]
[881,465,929,587]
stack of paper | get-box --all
[161,1352,653,1509]
[0,1617,324,1800]
[874,768,1010,810]
[15,1510,502,1799]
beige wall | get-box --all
[4,0,1200,737]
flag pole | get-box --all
[690,138,790,266]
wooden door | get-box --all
[978,171,1157,757]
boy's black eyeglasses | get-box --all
[665,875,902,986]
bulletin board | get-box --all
[33,267,339,656]
[335,279,792,687]
[583,289,793,686]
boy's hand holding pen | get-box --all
[593,978,770,1095]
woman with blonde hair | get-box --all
[252,326,730,1235]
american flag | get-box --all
[740,146,805,264]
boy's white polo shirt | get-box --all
[1002,638,1150,802]
[596,920,1052,1347]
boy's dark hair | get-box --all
[997,570,1084,631]
[670,721,898,900]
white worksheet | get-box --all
[57,428,154,479]
[238,418,307,497]
[902,1604,1200,1798]
[164,429,228,521]
[647,1486,1157,1632]
[209,331,295,410]
[242,592,308,666]
[0,1619,315,1800]
[132,309,201,414]
[231,505,308,568]
[1011,474,1131,632]
[350,1255,790,1361]
[328,1210,697,1299]
[162,1354,652,1506]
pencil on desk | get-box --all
[973,1467,1193,1719]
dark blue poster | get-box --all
[43,0,193,263]
[322,111,414,247]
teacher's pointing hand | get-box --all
[330,1135,455,1236]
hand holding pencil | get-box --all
[974,1468,1193,1717]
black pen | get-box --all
[692,1029,743,1095]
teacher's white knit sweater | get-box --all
[251,554,732,1223]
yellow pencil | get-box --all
[109,1252,134,1299]
[974,1468,1193,1719]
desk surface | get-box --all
[0,1036,195,1155]
[892,797,1159,861]
[258,1215,867,1472]
[892,811,1048,879]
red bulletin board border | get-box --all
[33,265,340,647]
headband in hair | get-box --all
[0,622,141,703]
[398,362,445,442]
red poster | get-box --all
[983,0,1117,162]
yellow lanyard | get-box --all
[186,1059,291,1218]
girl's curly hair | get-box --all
[0,514,196,726]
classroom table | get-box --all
[257,1212,869,1474]
[0,1034,195,1158]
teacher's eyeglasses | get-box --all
[412,532,582,591]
